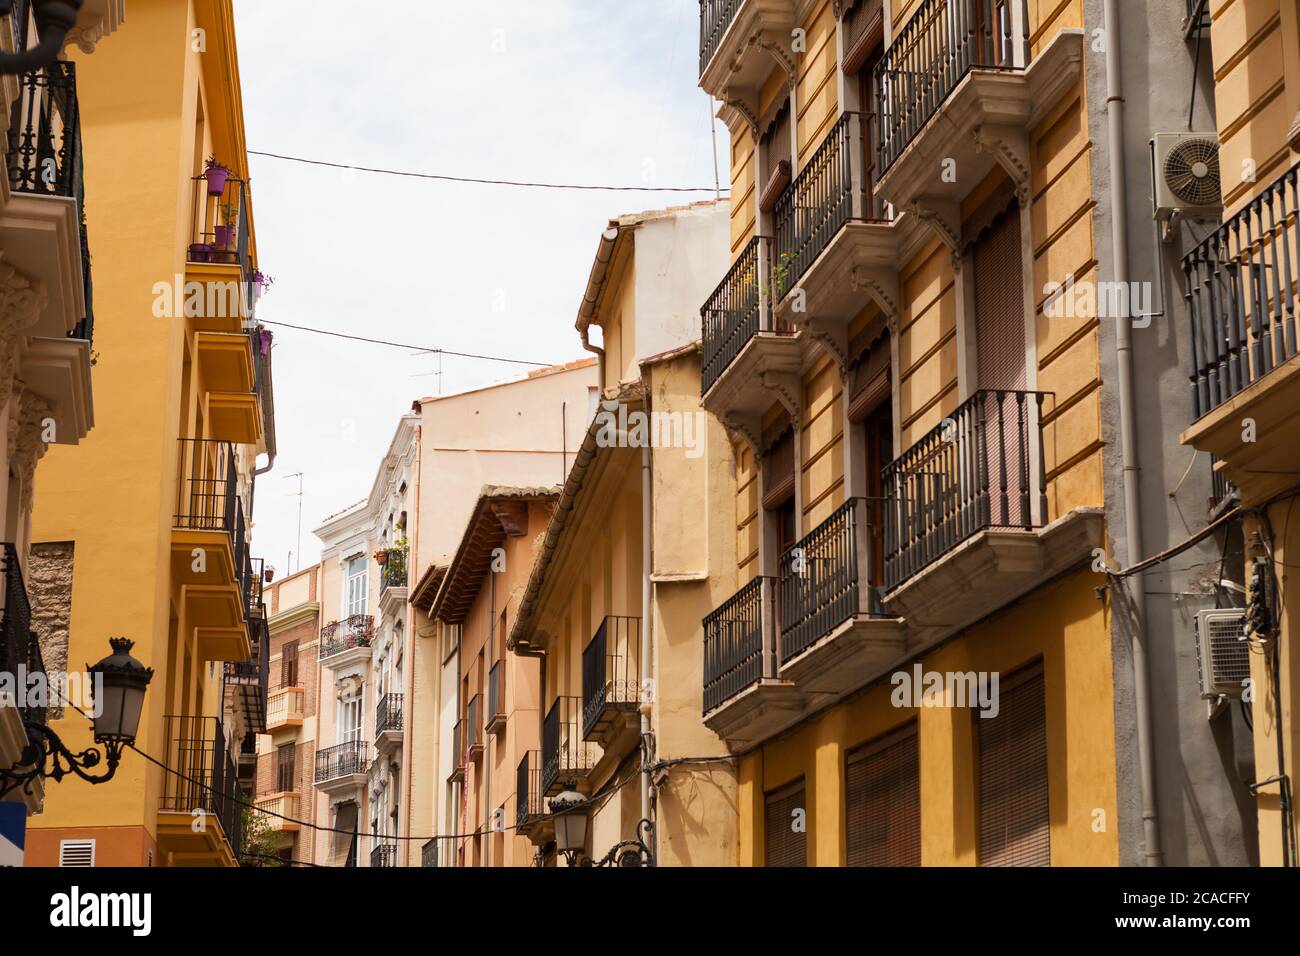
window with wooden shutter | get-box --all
[764,780,807,867]
[759,98,794,211]
[277,743,296,793]
[846,722,920,866]
[762,428,795,511]
[281,640,299,688]
[977,662,1050,867]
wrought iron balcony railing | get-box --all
[466,694,481,752]
[774,112,886,299]
[159,716,242,855]
[1183,160,1300,422]
[701,236,792,394]
[319,615,375,660]
[375,692,403,735]
[875,0,1028,176]
[778,498,883,665]
[379,547,408,595]
[370,843,398,868]
[703,575,774,713]
[581,615,641,739]
[421,838,439,868]
[223,614,269,732]
[314,740,368,783]
[487,659,505,725]
[174,438,241,532]
[542,695,594,795]
[516,750,544,830]
[1,544,45,733]
[450,717,464,772]
[699,0,743,74]
[882,389,1048,590]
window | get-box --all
[277,743,296,793]
[339,695,363,744]
[345,554,367,617]
[846,723,920,866]
[764,780,807,867]
[281,640,299,688]
[977,662,1050,866]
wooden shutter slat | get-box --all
[977,663,1050,867]
[764,780,807,867]
[846,722,920,866]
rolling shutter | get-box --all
[764,780,807,867]
[977,662,1050,867]
[846,722,920,866]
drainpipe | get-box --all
[1103,0,1163,866]
[640,443,653,850]
[482,569,495,867]
[579,329,605,391]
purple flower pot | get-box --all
[188,242,212,263]
[205,165,229,196]
[214,224,235,249]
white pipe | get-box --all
[1103,0,1162,866]
[640,442,653,843]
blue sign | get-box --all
[0,801,26,867]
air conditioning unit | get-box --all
[1152,133,1222,221]
[1194,608,1250,699]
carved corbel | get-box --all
[972,125,1031,199]
[851,266,900,323]
[906,197,962,260]
[12,388,53,514]
[802,318,850,378]
[720,410,763,454]
[763,371,802,423]
[0,259,48,411]
[754,32,797,88]
[718,95,760,139]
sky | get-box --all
[232,0,726,575]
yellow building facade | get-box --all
[24,0,274,867]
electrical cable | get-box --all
[248,150,728,194]
[258,319,556,367]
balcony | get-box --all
[699,236,800,446]
[881,389,1101,645]
[0,544,46,813]
[375,692,403,754]
[421,838,439,868]
[448,718,465,783]
[266,686,305,731]
[171,438,252,663]
[698,0,795,100]
[516,750,551,844]
[379,547,408,596]
[542,695,595,796]
[318,614,375,667]
[370,843,398,868]
[314,740,369,794]
[184,175,254,332]
[223,619,269,734]
[1179,160,1300,505]
[157,716,240,867]
[465,694,483,761]
[582,615,641,750]
[773,113,899,363]
[255,792,302,833]
[486,660,506,735]
[3,61,94,445]
[872,0,1082,222]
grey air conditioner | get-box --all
[1152,133,1222,222]
[1194,607,1250,699]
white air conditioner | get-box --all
[1194,608,1250,699]
[1152,133,1222,221]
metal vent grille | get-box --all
[1195,608,1249,698]
[1163,138,1221,206]
[58,839,95,867]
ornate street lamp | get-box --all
[549,783,655,868]
[0,637,153,800]
[0,0,84,75]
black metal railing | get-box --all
[319,615,375,659]
[775,111,880,296]
[466,694,481,751]
[487,659,504,721]
[174,438,240,532]
[1183,161,1300,422]
[160,716,242,856]
[451,717,464,763]
[421,838,439,868]
[876,0,1028,175]
[699,0,743,74]
[883,389,1047,590]
[376,692,403,734]
[701,236,792,394]
[223,613,269,733]
[703,575,774,713]
[379,547,407,595]
[778,497,882,664]
[1,544,46,731]
[516,750,544,830]
[370,843,397,868]
[9,0,29,52]
[581,615,641,739]
[542,696,594,795]
[314,740,368,783]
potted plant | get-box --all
[188,241,212,262]
[252,270,274,300]
[214,200,238,249]
[204,156,231,196]
[263,565,276,584]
